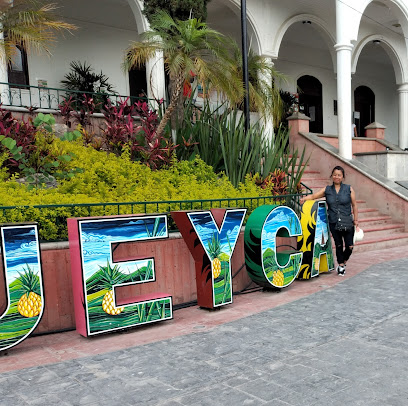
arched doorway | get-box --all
[129,65,147,101]
[297,75,323,133]
[354,86,375,137]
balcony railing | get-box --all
[0,82,153,111]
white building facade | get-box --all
[4,0,408,158]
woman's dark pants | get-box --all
[329,224,355,265]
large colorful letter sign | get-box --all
[297,200,334,279]
[245,205,303,288]
[68,215,172,337]
[172,209,246,309]
[0,224,44,351]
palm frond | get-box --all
[0,0,76,60]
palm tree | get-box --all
[0,0,76,61]
[124,10,243,138]
[231,42,286,127]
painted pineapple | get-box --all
[98,262,126,315]
[17,265,42,318]
[207,233,222,278]
[272,270,284,287]
[314,257,320,271]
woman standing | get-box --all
[300,166,359,276]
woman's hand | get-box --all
[299,188,326,205]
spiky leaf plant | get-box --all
[207,232,222,278]
[17,265,42,318]
[98,261,127,316]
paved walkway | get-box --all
[1,246,408,405]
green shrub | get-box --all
[0,140,274,240]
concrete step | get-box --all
[296,165,408,253]
[358,215,394,226]
[358,208,380,219]
[300,177,329,183]
[362,223,405,238]
[353,232,408,253]
[301,181,330,189]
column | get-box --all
[335,0,354,160]
[0,32,10,105]
[398,83,408,149]
[258,56,274,143]
[334,43,353,160]
[146,51,166,105]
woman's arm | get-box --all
[350,186,358,227]
[299,188,326,205]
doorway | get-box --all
[129,65,147,102]
[297,75,323,133]
[354,86,375,137]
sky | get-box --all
[261,206,302,253]
[79,216,167,279]
[1,225,41,284]
[188,209,246,257]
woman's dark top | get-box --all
[324,183,352,224]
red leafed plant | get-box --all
[0,108,37,163]
[102,98,177,170]
[252,169,288,195]
[132,100,177,170]
[58,94,100,128]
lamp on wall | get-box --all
[373,39,381,44]
[302,20,312,25]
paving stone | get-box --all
[2,257,408,405]
[236,377,291,402]
[0,394,29,406]
[175,384,266,406]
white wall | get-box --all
[27,20,140,97]
[274,26,338,135]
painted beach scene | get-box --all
[79,216,171,335]
[0,225,43,351]
[188,209,246,307]
[261,206,303,288]
[311,203,334,276]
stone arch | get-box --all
[212,0,262,55]
[126,0,149,34]
[352,35,406,84]
[273,14,336,70]
[355,0,408,45]
[358,0,408,20]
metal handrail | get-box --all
[0,82,156,110]
[0,191,312,242]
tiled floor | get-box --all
[1,245,407,373]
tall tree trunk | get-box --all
[156,72,184,139]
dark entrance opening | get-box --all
[297,75,323,133]
[354,86,375,137]
[129,65,147,102]
[8,45,29,87]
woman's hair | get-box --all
[331,165,345,178]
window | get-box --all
[8,46,29,87]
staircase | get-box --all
[299,164,408,253]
